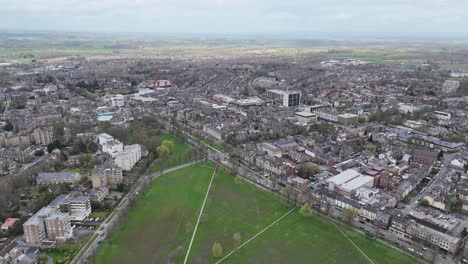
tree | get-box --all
[47,140,63,153]
[33,149,45,156]
[212,242,223,258]
[437,150,444,161]
[156,145,170,156]
[299,203,313,217]
[233,232,241,243]
[52,122,65,143]
[234,176,243,184]
[343,208,358,225]
[3,120,13,131]
[283,185,294,205]
[161,140,174,153]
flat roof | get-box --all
[340,175,374,192]
[295,112,317,117]
[327,169,361,186]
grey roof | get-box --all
[37,172,78,182]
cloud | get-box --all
[0,0,468,35]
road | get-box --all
[163,122,460,264]
[72,160,203,264]
[406,153,456,212]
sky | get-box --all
[1,0,468,37]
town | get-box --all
[0,35,468,264]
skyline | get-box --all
[1,0,468,37]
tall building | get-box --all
[23,193,91,245]
[101,139,124,158]
[91,159,123,188]
[115,144,141,171]
[23,207,56,244]
[44,213,72,240]
[33,127,53,145]
[266,89,301,107]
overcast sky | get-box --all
[1,0,467,37]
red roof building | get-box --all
[1,218,19,232]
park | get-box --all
[93,157,418,263]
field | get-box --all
[94,163,214,263]
[149,133,198,173]
[94,161,418,264]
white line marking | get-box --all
[216,207,296,264]
[183,166,217,264]
[330,221,375,264]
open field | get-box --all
[94,160,417,264]
[3,32,468,67]
[94,163,215,263]
[149,133,198,173]
[187,169,292,263]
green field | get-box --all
[94,163,214,263]
[149,133,198,173]
[94,162,417,264]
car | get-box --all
[422,247,428,251]
[417,252,423,256]
[97,240,102,244]
[408,248,415,252]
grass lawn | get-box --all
[94,163,215,264]
[90,210,109,218]
[187,169,292,263]
[149,133,198,173]
[94,162,418,264]
[44,243,81,264]
[223,211,418,264]
[210,143,225,152]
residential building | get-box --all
[101,139,124,158]
[412,149,438,165]
[115,144,141,171]
[44,213,72,240]
[1,218,19,233]
[203,124,223,141]
[91,159,123,188]
[36,172,80,185]
[33,127,53,145]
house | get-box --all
[1,218,19,233]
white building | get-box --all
[98,133,114,145]
[105,94,125,108]
[442,80,459,95]
[115,144,142,171]
[101,139,124,158]
[266,89,301,107]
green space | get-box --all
[225,210,417,264]
[44,243,81,264]
[75,234,99,261]
[187,168,292,263]
[94,161,416,264]
[149,133,198,173]
[90,210,109,219]
[94,163,215,263]
[210,143,225,152]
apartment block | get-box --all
[115,144,141,171]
